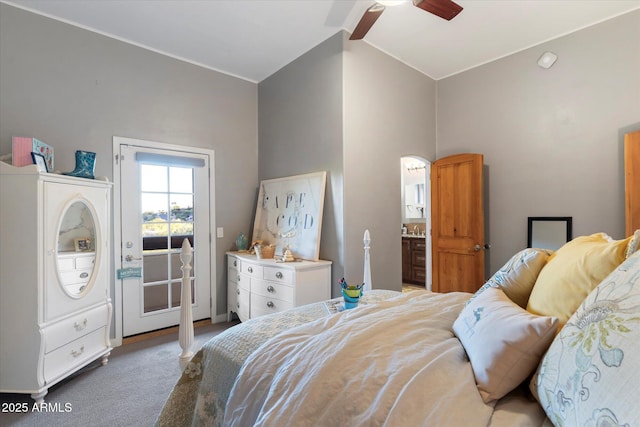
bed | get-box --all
[157,230,640,426]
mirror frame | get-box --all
[55,197,101,299]
[527,216,573,250]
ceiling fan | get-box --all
[349,0,463,40]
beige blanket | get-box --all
[224,291,497,426]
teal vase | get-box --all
[63,150,96,179]
[236,233,247,251]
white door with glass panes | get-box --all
[118,143,212,336]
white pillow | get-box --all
[468,248,552,309]
[453,287,558,403]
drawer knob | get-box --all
[237,289,240,295]
[275,272,283,279]
[236,302,240,309]
[248,267,253,273]
[80,272,89,279]
[74,319,88,331]
[267,285,275,293]
[266,301,274,308]
[233,260,237,267]
[71,345,85,358]
[237,275,241,281]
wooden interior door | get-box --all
[625,129,640,237]
[431,153,485,293]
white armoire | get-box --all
[0,161,112,403]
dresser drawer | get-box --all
[228,266,238,284]
[237,273,250,291]
[75,255,95,269]
[57,257,75,270]
[228,282,238,312]
[263,266,292,284]
[251,293,293,317]
[237,283,250,320]
[59,268,93,285]
[412,266,426,282]
[240,262,262,278]
[251,279,293,303]
[412,240,426,251]
[43,326,109,384]
[412,251,426,267]
[228,255,240,270]
[44,304,110,353]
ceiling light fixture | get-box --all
[537,51,558,69]
[377,1,409,6]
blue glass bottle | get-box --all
[235,232,248,251]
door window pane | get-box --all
[144,283,168,313]
[171,280,195,307]
[142,222,169,237]
[141,165,168,192]
[170,167,193,193]
[144,253,170,283]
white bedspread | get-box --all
[224,291,497,426]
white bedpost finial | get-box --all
[363,229,372,291]
[179,238,194,371]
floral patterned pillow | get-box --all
[533,250,640,426]
[468,248,552,308]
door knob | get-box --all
[125,254,142,262]
[472,244,490,252]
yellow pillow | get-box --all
[526,233,632,327]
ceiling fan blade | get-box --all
[349,3,385,40]
[414,0,463,21]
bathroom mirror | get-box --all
[405,183,425,219]
[527,216,572,250]
[56,200,98,297]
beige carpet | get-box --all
[0,321,238,427]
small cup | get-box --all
[342,289,361,309]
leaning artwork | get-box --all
[252,171,326,261]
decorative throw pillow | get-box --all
[468,248,552,308]
[453,287,558,403]
[533,250,640,426]
[526,233,632,327]
[625,229,640,258]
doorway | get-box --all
[401,156,431,291]
[113,137,215,342]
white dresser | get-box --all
[227,252,331,322]
[0,162,112,403]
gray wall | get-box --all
[343,33,436,292]
[259,31,436,295]
[0,4,259,318]
[259,32,345,290]
[437,10,640,275]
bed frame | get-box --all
[176,229,373,369]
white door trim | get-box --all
[112,136,216,346]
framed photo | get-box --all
[252,171,326,261]
[31,152,48,172]
[74,237,92,252]
[527,216,572,250]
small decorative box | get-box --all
[12,136,54,171]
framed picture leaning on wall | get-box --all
[31,152,48,172]
[252,171,326,261]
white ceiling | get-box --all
[4,0,640,82]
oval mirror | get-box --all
[56,200,98,297]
